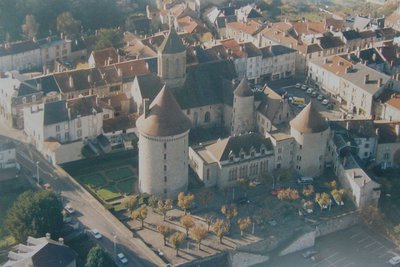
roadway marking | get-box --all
[330,257,347,266]
[350,232,363,239]
[357,237,370,243]
[342,263,355,267]
[371,245,385,253]
[364,241,377,248]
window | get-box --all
[164,143,167,149]
[261,149,265,155]
[384,153,390,159]
[364,143,370,148]
[364,152,368,157]
[164,165,167,171]
[299,145,302,150]
[65,132,69,141]
[206,169,210,180]
[56,125,60,132]
[250,151,255,157]
[164,154,167,160]
[164,176,167,182]
[64,123,69,130]
[164,189,167,194]
[76,119,81,128]
[77,129,82,138]
[32,95,36,102]
[186,109,190,115]
[240,153,244,159]
[56,133,61,140]
[204,112,211,123]
[22,97,26,104]
[278,148,282,153]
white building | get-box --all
[189,133,274,188]
[0,141,16,169]
[136,86,191,199]
[0,41,41,72]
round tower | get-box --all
[290,102,330,177]
[231,77,255,136]
[157,28,186,88]
[136,86,191,199]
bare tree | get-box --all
[157,224,171,246]
[238,217,252,236]
[221,205,238,224]
[22,15,39,40]
[177,192,194,215]
[157,199,173,221]
[204,215,213,231]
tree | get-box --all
[56,12,81,37]
[361,205,383,226]
[212,219,230,244]
[85,245,116,267]
[180,215,195,238]
[302,185,314,197]
[157,199,173,221]
[123,195,138,214]
[238,178,251,197]
[177,192,194,215]
[147,196,158,210]
[4,190,63,242]
[131,204,148,229]
[169,232,185,256]
[204,215,213,231]
[191,225,208,250]
[238,217,252,236]
[22,15,39,40]
[277,188,300,201]
[157,224,171,246]
[221,205,238,224]
[315,192,331,211]
[197,189,213,208]
[93,28,123,50]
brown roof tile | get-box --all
[91,48,119,67]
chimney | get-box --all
[37,82,41,90]
[372,53,376,61]
[395,124,400,137]
[375,128,380,137]
[58,238,64,244]
[46,233,51,240]
[69,76,74,88]
[118,54,121,63]
[346,121,350,130]
[378,78,383,87]
[88,74,92,83]
[143,98,150,117]
[117,68,122,77]
[364,74,369,84]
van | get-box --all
[297,177,314,184]
[291,97,305,105]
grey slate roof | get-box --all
[159,28,186,54]
[31,242,76,267]
[44,100,69,126]
[342,30,361,41]
[234,77,253,97]
[318,36,345,49]
[136,73,164,100]
[0,40,40,57]
[67,95,102,120]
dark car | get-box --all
[236,197,250,205]
[302,250,318,259]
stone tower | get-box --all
[290,102,330,177]
[157,28,186,88]
[136,86,191,199]
[231,77,255,136]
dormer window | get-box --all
[229,151,235,162]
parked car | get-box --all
[251,178,261,186]
[297,176,314,184]
[322,99,329,105]
[65,205,75,215]
[317,94,324,101]
[295,83,301,88]
[118,253,128,264]
[297,104,306,109]
[302,250,318,259]
[327,103,334,110]
[311,91,318,98]
[236,197,250,205]
[301,84,307,90]
[90,229,102,239]
[388,255,400,266]
[43,183,53,192]
[306,88,313,94]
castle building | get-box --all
[231,77,255,136]
[290,102,330,177]
[136,86,191,199]
[157,28,187,88]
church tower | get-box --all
[157,28,186,88]
[231,77,255,136]
[136,86,191,199]
[290,102,330,177]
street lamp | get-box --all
[36,161,40,184]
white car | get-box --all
[90,229,102,239]
[322,99,329,105]
[389,256,400,266]
[301,85,307,90]
[306,88,313,94]
[118,253,128,264]
[64,205,75,214]
[295,83,301,88]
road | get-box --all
[16,143,160,267]
[0,114,160,267]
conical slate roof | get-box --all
[159,28,186,54]
[136,86,191,137]
[233,77,253,97]
[290,102,328,134]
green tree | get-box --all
[4,190,63,242]
[85,245,116,267]
[22,15,39,40]
[56,12,81,37]
[93,28,123,50]
[122,195,138,214]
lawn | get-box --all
[116,179,134,195]
[95,186,122,202]
[0,177,32,249]
[105,167,134,182]
[78,174,107,189]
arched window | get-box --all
[204,111,211,123]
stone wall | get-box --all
[315,210,361,237]
[279,230,316,256]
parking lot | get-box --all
[267,225,399,267]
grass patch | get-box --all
[96,186,122,202]
[0,177,32,245]
[112,202,126,212]
[79,174,107,189]
[66,234,95,267]
[116,179,134,195]
[105,167,133,182]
